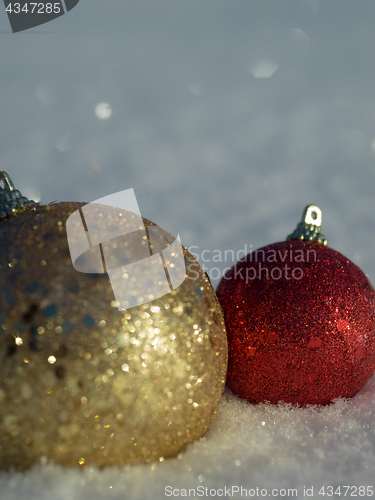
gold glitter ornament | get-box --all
[0,172,228,470]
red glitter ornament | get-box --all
[216,205,375,406]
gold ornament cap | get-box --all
[0,171,38,221]
[287,205,328,246]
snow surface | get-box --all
[1,0,375,498]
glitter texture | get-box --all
[216,240,375,406]
[0,202,228,469]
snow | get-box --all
[1,0,375,497]
[2,383,375,499]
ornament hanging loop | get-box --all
[0,171,39,221]
[0,171,15,192]
[287,204,328,246]
[303,205,322,226]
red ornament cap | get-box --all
[216,206,375,406]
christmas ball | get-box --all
[0,172,227,469]
[216,205,375,406]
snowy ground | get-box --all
[1,0,375,498]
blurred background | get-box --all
[1,0,375,290]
